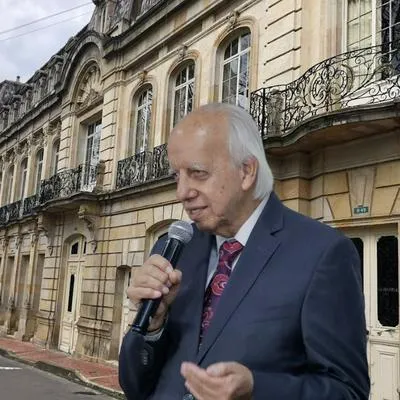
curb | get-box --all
[0,347,125,399]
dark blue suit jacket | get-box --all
[119,193,370,399]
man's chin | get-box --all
[193,220,214,233]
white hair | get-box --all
[197,103,274,200]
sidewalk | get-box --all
[0,336,124,399]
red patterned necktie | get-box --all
[199,239,244,343]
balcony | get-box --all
[0,201,22,226]
[251,41,400,143]
[22,194,38,217]
[0,163,103,226]
[116,144,170,189]
[39,163,101,204]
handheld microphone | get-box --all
[131,220,193,335]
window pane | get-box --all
[188,64,195,80]
[377,235,399,327]
[360,0,372,14]
[360,14,372,39]
[71,242,79,255]
[348,0,359,21]
[394,0,400,23]
[173,65,195,126]
[67,274,75,312]
[240,32,251,50]
[187,83,194,113]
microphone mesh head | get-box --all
[168,221,193,244]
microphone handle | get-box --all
[131,237,184,335]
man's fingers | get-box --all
[169,268,182,285]
[145,254,174,273]
[134,274,170,295]
[127,286,162,301]
[206,362,237,377]
[181,362,221,398]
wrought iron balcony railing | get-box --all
[251,41,400,138]
[39,163,101,204]
[0,163,102,225]
[0,201,22,225]
[116,144,170,189]
[22,194,38,217]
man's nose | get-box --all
[176,176,197,202]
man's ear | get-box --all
[240,157,258,191]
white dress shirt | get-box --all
[206,194,269,287]
[146,194,269,340]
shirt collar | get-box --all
[215,194,269,250]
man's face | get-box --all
[168,111,248,237]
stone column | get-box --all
[16,230,38,341]
[0,236,9,326]
[5,235,22,334]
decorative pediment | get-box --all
[76,64,102,110]
[31,129,44,146]
[140,0,162,15]
[5,148,15,163]
[111,0,130,25]
[16,139,30,156]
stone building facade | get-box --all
[0,0,399,398]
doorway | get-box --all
[344,225,399,400]
[59,237,86,353]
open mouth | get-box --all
[187,207,207,219]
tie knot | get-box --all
[219,239,243,264]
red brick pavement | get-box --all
[0,336,124,398]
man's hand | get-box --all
[127,254,182,332]
[181,361,253,400]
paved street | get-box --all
[0,355,116,399]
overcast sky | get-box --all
[0,0,95,83]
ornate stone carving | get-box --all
[138,70,148,84]
[1,236,9,251]
[78,204,100,253]
[177,44,188,61]
[15,235,22,249]
[37,213,55,255]
[30,227,39,247]
[140,0,161,15]
[76,64,102,110]
[113,0,130,22]
[5,148,15,164]
[227,10,240,29]
[16,140,29,157]
[7,296,15,311]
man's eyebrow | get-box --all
[189,163,207,170]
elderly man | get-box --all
[119,103,370,399]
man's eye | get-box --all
[192,170,208,179]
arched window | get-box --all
[134,87,153,154]
[19,157,28,199]
[35,149,44,194]
[52,139,60,176]
[221,32,251,109]
[172,63,195,127]
[6,165,14,204]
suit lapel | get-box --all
[196,193,284,363]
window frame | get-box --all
[171,62,196,128]
[134,86,153,154]
[220,31,251,109]
[35,149,44,194]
